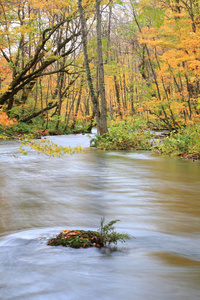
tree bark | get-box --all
[78,0,100,132]
[71,77,84,130]
[96,0,108,135]
[20,102,58,123]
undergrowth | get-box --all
[91,119,153,150]
[157,125,200,159]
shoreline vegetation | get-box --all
[90,120,200,161]
[0,118,200,160]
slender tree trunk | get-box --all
[96,0,108,135]
[71,77,84,130]
[114,75,122,118]
[78,0,100,133]
[105,0,113,64]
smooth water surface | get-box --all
[0,134,200,300]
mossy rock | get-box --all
[48,230,104,248]
[47,219,131,249]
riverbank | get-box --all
[1,119,200,160]
[91,120,200,161]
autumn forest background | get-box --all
[1,0,200,157]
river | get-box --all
[0,133,200,300]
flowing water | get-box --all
[0,133,200,300]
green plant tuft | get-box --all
[98,217,130,246]
[47,218,130,249]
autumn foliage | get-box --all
[0,0,200,134]
[0,111,17,128]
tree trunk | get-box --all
[96,0,108,135]
[71,77,84,130]
[114,75,122,118]
[78,0,100,133]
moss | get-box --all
[47,219,131,249]
[48,230,104,248]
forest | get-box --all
[1,2,200,297]
[1,0,200,158]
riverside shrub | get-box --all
[91,120,153,150]
[158,125,200,159]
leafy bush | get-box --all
[158,125,200,159]
[0,122,32,136]
[12,122,33,134]
[91,120,153,150]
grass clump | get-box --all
[47,218,130,249]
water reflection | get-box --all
[0,136,200,299]
[152,252,200,266]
